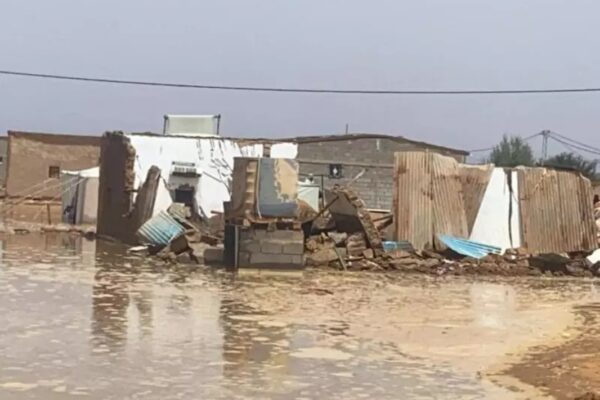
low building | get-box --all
[0,137,7,191]
[294,133,469,210]
[4,131,101,223]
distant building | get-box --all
[0,137,7,189]
[6,131,101,199]
[294,133,469,210]
[4,131,101,223]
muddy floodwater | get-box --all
[0,234,599,399]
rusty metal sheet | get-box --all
[518,168,596,253]
[431,154,469,249]
[393,152,433,250]
[459,164,493,233]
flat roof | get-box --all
[8,130,101,146]
[127,132,469,155]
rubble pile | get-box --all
[133,202,224,265]
[307,238,600,277]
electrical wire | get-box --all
[5,69,600,95]
[549,131,600,154]
[467,132,543,153]
[548,134,600,157]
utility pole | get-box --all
[541,130,550,165]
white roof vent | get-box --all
[163,114,221,137]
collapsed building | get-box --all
[393,151,597,254]
[96,132,296,244]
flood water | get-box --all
[0,234,598,399]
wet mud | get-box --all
[0,233,599,399]
[504,303,600,399]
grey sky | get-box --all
[1,0,599,156]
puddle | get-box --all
[0,233,598,399]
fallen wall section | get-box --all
[518,168,596,253]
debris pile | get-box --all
[305,187,600,277]
[132,202,223,265]
[308,239,600,277]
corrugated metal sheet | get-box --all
[518,168,596,253]
[136,211,185,246]
[431,154,469,249]
[393,152,433,250]
[438,235,502,259]
[257,158,298,217]
[459,164,493,233]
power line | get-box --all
[467,132,543,153]
[548,134,600,157]
[5,69,600,95]
[549,130,600,154]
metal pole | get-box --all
[541,130,549,164]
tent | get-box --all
[61,167,99,225]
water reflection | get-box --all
[0,233,598,399]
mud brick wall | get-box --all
[6,131,101,198]
[296,137,466,210]
[238,228,305,268]
[96,132,139,244]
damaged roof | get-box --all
[126,131,469,156]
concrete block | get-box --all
[238,251,251,266]
[261,241,283,254]
[291,255,305,265]
[239,240,261,253]
[253,229,268,239]
[283,242,305,255]
[270,230,303,241]
[250,252,297,265]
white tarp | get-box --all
[60,167,100,224]
[62,166,99,179]
[469,168,521,250]
[127,134,298,217]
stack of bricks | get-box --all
[238,228,305,268]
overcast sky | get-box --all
[1,0,599,156]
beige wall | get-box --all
[6,132,101,199]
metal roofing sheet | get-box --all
[431,154,469,250]
[518,168,596,253]
[459,164,493,233]
[393,152,433,250]
[438,234,502,259]
[137,211,185,246]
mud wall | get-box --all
[296,137,466,210]
[96,132,138,244]
[6,131,101,198]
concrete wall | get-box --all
[6,131,101,198]
[238,228,304,268]
[296,137,467,210]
